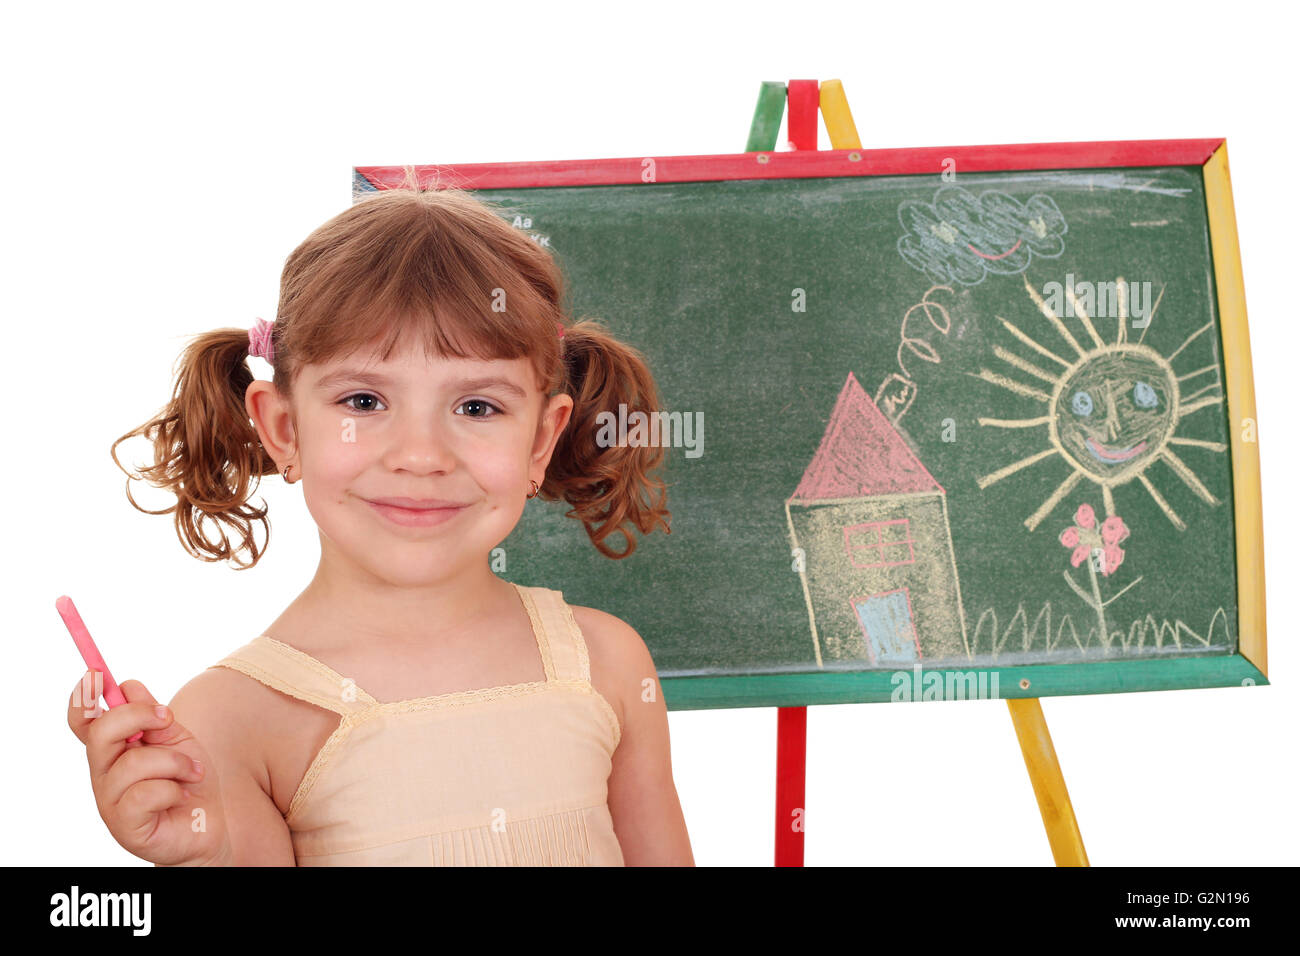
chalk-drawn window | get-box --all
[844,519,916,568]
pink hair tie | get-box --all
[556,321,566,340]
[248,317,275,363]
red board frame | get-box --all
[356,139,1223,193]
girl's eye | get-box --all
[335,395,502,418]
[339,393,385,413]
[456,399,502,419]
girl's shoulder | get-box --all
[165,664,280,795]
[565,603,661,738]
[170,661,338,818]
[565,604,649,663]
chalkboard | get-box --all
[355,139,1266,708]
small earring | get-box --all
[526,479,539,499]
[283,464,294,483]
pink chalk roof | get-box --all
[789,371,944,502]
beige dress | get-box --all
[208,582,625,866]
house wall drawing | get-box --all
[785,372,970,668]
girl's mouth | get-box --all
[365,499,467,529]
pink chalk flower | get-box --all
[1059,505,1129,576]
[1100,514,1129,546]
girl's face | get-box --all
[253,339,572,587]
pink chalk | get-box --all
[56,596,144,742]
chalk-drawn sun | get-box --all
[973,274,1227,532]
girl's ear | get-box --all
[531,392,574,468]
[246,380,298,466]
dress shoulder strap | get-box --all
[518,585,593,685]
[208,635,378,716]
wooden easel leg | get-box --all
[1006,698,1089,866]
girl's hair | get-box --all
[112,173,672,569]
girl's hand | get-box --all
[67,670,232,866]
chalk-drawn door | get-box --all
[851,589,920,665]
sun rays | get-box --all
[973,274,1228,532]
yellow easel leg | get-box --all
[818,79,861,150]
[1006,698,1089,866]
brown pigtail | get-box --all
[110,328,279,569]
[543,318,672,559]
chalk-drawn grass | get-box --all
[966,601,1233,663]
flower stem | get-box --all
[1088,554,1108,652]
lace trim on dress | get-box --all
[514,582,557,681]
[210,650,375,715]
[286,713,356,824]
[556,597,623,748]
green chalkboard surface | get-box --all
[363,146,1265,708]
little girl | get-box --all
[70,180,693,866]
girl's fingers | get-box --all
[117,777,191,826]
[100,745,204,809]
[82,698,174,779]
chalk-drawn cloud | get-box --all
[897,186,1067,286]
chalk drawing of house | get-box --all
[785,371,970,668]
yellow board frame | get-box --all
[1203,141,1266,677]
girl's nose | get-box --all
[384,413,458,474]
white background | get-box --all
[7,0,1294,867]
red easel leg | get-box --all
[774,79,818,869]
[776,705,807,866]
[785,79,819,150]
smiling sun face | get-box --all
[975,274,1228,532]
[1052,346,1177,483]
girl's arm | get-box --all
[164,670,297,866]
[576,607,694,866]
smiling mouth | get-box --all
[1085,436,1148,463]
[967,238,1023,260]
[365,499,467,529]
